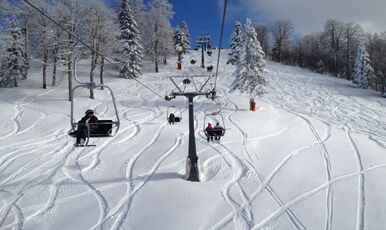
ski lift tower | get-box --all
[196,34,211,68]
[165,75,216,182]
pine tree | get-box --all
[230,18,267,100]
[174,26,183,64]
[130,0,146,31]
[227,21,243,65]
[119,0,143,78]
[353,43,374,89]
[316,59,325,74]
[180,21,190,53]
[0,19,28,87]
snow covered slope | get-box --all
[0,51,385,230]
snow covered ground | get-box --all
[0,51,386,230]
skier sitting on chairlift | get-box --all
[76,109,98,146]
[205,123,214,142]
[169,113,175,125]
[214,122,224,141]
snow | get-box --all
[1,50,386,230]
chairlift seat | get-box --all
[205,128,225,137]
[168,117,181,123]
[68,120,114,138]
[94,120,113,136]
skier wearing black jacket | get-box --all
[76,109,98,146]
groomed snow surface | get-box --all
[1,51,386,230]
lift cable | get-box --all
[213,0,228,90]
[23,0,164,100]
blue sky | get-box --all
[169,0,229,48]
[106,0,238,48]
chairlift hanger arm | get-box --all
[169,77,183,93]
[199,76,213,93]
[191,77,199,91]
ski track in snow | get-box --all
[209,92,304,230]
[250,163,386,230]
[63,148,110,230]
[209,117,332,230]
[109,132,184,230]
[201,138,254,230]
[345,126,365,230]
[262,69,384,229]
[0,90,54,142]
[226,93,307,230]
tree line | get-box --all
[249,19,386,96]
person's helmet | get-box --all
[208,123,212,126]
[85,109,94,115]
[216,122,220,126]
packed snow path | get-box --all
[0,53,386,230]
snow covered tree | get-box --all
[316,59,326,74]
[0,19,28,87]
[83,0,117,97]
[48,0,85,100]
[94,8,118,90]
[324,19,345,77]
[230,18,267,101]
[254,22,270,56]
[227,21,243,65]
[174,21,190,55]
[353,43,374,89]
[144,0,174,72]
[180,21,190,53]
[366,33,386,94]
[173,26,184,66]
[29,0,55,89]
[159,28,174,65]
[272,20,293,63]
[130,0,146,34]
[344,22,363,81]
[0,0,10,21]
[118,0,143,78]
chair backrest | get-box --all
[96,120,113,135]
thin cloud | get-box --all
[224,0,386,35]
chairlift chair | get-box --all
[203,113,226,138]
[68,67,120,146]
[167,105,182,123]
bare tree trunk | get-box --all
[52,47,58,86]
[23,17,29,78]
[99,57,104,90]
[13,71,18,87]
[89,37,100,98]
[67,59,72,101]
[89,51,96,99]
[346,38,351,81]
[67,23,74,101]
[155,40,159,73]
[155,59,159,73]
[42,50,48,89]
